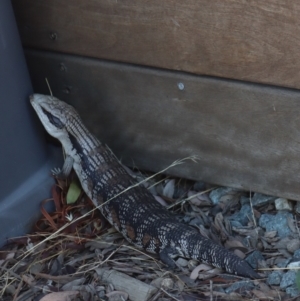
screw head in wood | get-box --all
[177,82,185,90]
[49,32,57,40]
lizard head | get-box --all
[30,94,100,160]
[30,94,79,140]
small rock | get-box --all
[209,187,240,205]
[275,198,293,211]
[280,271,296,289]
[225,281,255,294]
[229,204,253,226]
[252,193,276,207]
[161,278,174,290]
[287,239,300,253]
[267,271,283,285]
[294,249,300,259]
[176,257,188,267]
[287,261,300,269]
[286,285,300,297]
[259,212,293,238]
[245,250,264,269]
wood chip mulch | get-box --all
[1,168,300,301]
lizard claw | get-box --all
[51,167,62,177]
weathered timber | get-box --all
[25,49,300,200]
[12,0,300,89]
[96,268,157,301]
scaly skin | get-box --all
[30,94,261,279]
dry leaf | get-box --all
[190,263,213,280]
[225,238,247,251]
[252,289,273,300]
[287,215,297,233]
[62,278,85,291]
[6,252,15,260]
[214,212,229,239]
[233,249,246,259]
[264,231,277,238]
[203,290,242,299]
[275,237,292,249]
[258,282,280,298]
[154,195,168,207]
[163,179,175,198]
[40,291,79,301]
[22,274,36,286]
[106,290,129,301]
[187,191,212,206]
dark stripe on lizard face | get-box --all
[42,108,65,128]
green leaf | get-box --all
[296,270,300,291]
[66,180,82,204]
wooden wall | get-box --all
[12,0,300,89]
[25,50,300,200]
[11,1,300,200]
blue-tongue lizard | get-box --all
[30,93,260,279]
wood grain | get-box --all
[25,49,300,200]
[96,268,157,301]
[12,0,300,89]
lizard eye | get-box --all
[42,108,64,129]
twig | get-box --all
[12,279,23,301]
[1,156,197,297]
[147,176,170,190]
[160,288,181,301]
[45,78,53,97]
[23,156,198,256]
[210,280,213,301]
[249,189,257,227]
[77,245,122,274]
[167,187,214,210]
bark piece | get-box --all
[95,268,157,301]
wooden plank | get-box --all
[13,0,300,89]
[25,49,300,200]
[96,268,157,301]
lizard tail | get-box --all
[188,234,261,279]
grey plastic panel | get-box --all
[0,0,58,246]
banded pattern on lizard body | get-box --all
[30,94,260,279]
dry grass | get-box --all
[0,156,298,300]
